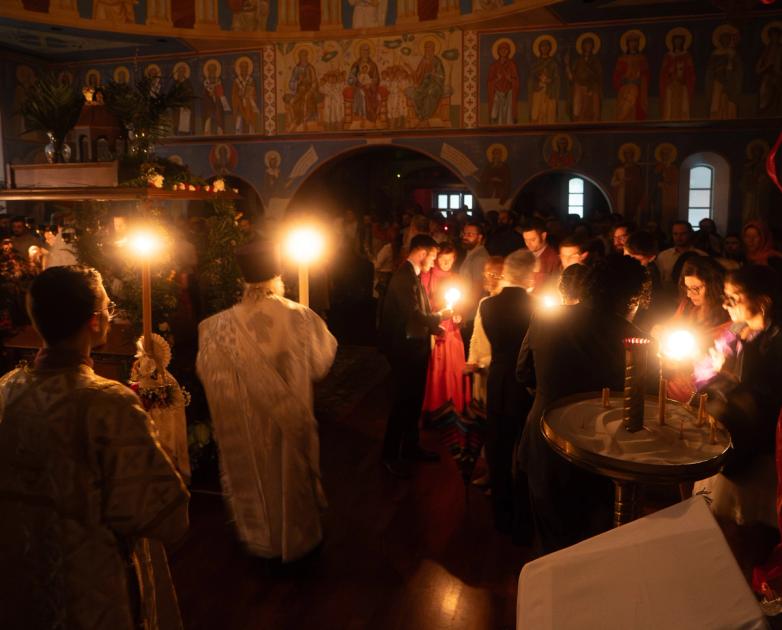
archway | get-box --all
[511,170,612,221]
[288,145,470,220]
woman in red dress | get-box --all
[420,243,467,417]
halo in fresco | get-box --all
[575,32,601,55]
[491,37,516,60]
[416,34,442,56]
[619,29,646,53]
[264,149,282,168]
[712,24,739,49]
[762,22,782,45]
[551,133,573,152]
[352,38,377,60]
[145,63,162,78]
[654,142,678,164]
[84,68,101,87]
[172,61,191,79]
[168,154,184,165]
[291,43,318,62]
[532,34,557,58]
[665,27,692,52]
[113,65,131,83]
[486,142,508,162]
[203,59,222,78]
[617,142,641,163]
[746,139,770,159]
[234,56,254,75]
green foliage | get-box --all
[198,198,247,317]
[102,75,193,156]
[19,73,85,139]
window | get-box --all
[567,177,584,218]
[433,191,473,214]
[687,165,713,225]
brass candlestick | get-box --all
[602,387,611,408]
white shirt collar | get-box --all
[408,259,421,276]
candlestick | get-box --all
[602,387,610,408]
[709,417,717,444]
[658,377,667,426]
[623,338,650,433]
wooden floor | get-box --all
[169,346,531,630]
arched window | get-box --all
[567,176,584,218]
[679,153,730,234]
[687,165,713,226]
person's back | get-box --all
[0,265,188,630]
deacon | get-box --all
[197,240,337,562]
[0,266,189,630]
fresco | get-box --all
[479,17,782,125]
[275,31,462,132]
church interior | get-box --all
[2,0,782,628]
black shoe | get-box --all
[401,446,441,463]
[382,458,412,478]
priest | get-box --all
[196,239,337,562]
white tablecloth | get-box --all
[517,497,768,630]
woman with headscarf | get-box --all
[743,221,782,266]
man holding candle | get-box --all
[379,234,451,478]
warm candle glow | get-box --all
[285,226,325,264]
[541,294,559,309]
[660,329,698,362]
[444,287,461,310]
[124,229,164,260]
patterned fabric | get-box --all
[0,363,189,630]
[196,294,337,561]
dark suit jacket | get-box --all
[379,261,441,363]
[516,304,639,470]
[481,286,534,418]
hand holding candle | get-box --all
[658,328,698,427]
[444,287,461,311]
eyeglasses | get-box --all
[483,271,503,279]
[723,293,742,307]
[685,284,705,295]
[95,300,118,322]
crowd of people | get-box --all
[2,197,782,628]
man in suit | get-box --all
[480,249,536,538]
[516,254,647,553]
[379,234,450,477]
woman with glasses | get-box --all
[693,265,782,573]
[662,256,730,403]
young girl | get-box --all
[420,243,467,417]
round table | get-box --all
[541,392,732,527]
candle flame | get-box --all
[661,329,697,361]
[444,287,461,308]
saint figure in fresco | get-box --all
[611,143,644,221]
[477,144,511,205]
[546,134,577,169]
[229,0,269,30]
[741,140,772,225]
[408,39,446,126]
[660,28,695,120]
[706,25,742,120]
[565,32,602,122]
[528,35,560,124]
[487,38,520,125]
[13,65,36,136]
[284,48,322,132]
[202,59,230,135]
[172,62,193,135]
[348,43,383,128]
[232,56,260,134]
[613,30,649,121]
[653,143,679,230]
[757,23,782,116]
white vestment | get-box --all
[196,294,337,561]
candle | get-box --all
[658,377,667,425]
[709,417,717,444]
[697,393,707,427]
[602,387,610,408]
[444,287,462,311]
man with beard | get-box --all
[459,222,490,355]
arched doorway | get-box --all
[288,145,470,220]
[511,171,612,221]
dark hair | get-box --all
[522,217,546,235]
[613,221,635,235]
[671,220,693,233]
[559,263,589,303]
[625,231,658,257]
[584,253,648,318]
[27,266,104,345]
[678,256,727,327]
[11,216,25,225]
[437,242,457,257]
[559,234,587,252]
[671,250,701,288]
[726,265,781,323]
[409,234,439,253]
